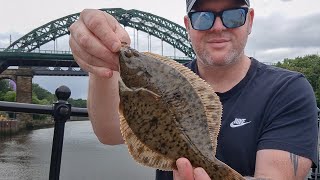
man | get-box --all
[68,0,318,179]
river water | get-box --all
[0,121,155,180]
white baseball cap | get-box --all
[186,0,250,12]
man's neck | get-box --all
[197,55,251,93]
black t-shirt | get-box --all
[156,58,318,179]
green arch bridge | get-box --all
[0,8,195,127]
[0,8,195,75]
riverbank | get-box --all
[0,116,90,136]
[0,120,19,135]
[25,118,54,130]
[0,118,54,136]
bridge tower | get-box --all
[0,68,33,127]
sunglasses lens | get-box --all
[222,8,247,28]
[190,12,215,30]
[189,8,248,30]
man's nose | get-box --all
[210,17,226,31]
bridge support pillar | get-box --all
[16,68,33,128]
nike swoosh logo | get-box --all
[230,121,251,128]
[230,118,251,128]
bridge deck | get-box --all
[0,50,192,75]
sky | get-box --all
[1,0,320,99]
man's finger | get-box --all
[69,19,119,65]
[69,36,119,71]
[173,170,182,180]
[80,9,122,52]
[72,52,113,78]
[107,12,131,48]
[194,168,211,180]
[176,158,194,180]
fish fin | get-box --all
[143,52,222,156]
[119,113,175,171]
[118,77,132,92]
[134,87,161,99]
[119,88,178,170]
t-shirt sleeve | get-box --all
[257,74,318,166]
[155,169,173,180]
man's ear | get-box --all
[248,8,254,35]
[184,15,190,31]
[184,15,192,41]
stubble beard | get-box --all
[194,34,248,67]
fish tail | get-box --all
[202,158,245,180]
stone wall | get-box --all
[0,120,19,135]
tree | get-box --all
[1,82,87,120]
[0,79,10,93]
[276,54,320,106]
[32,83,54,104]
[3,91,16,102]
[0,80,12,101]
[1,82,87,107]
[68,98,87,108]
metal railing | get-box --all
[0,85,319,179]
[309,109,320,180]
[0,48,72,54]
[0,85,88,180]
[0,48,192,61]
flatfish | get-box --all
[118,45,244,180]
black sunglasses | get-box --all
[188,7,249,31]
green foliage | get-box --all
[0,92,4,101]
[0,79,11,94]
[1,82,87,108]
[32,84,54,104]
[31,83,87,107]
[1,81,87,122]
[0,79,15,101]
[32,94,49,120]
[68,98,87,108]
[3,91,16,102]
[276,54,320,106]
[32,94,41,104]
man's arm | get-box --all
[174,151,312,180]
[69,9,130,145]
[88,72,124,145]
[253,149,312,180]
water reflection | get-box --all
[0,121,155,180]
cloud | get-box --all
[253,13,320,48]
[0,32,23,48]
[246,12,320,62]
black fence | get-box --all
[0,85,319,180]
[0,85,87,180]
[310,110,320,180]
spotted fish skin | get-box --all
[118,45,244,180]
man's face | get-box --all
[184,0,254,67]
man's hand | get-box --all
[68,9,130,145]
[173,158,211,180]
[69,9,130,78]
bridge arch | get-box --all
[0,69,33,125]
[0,75,15,82]
[5,8,195,58]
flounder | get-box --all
[118,45,244,180]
